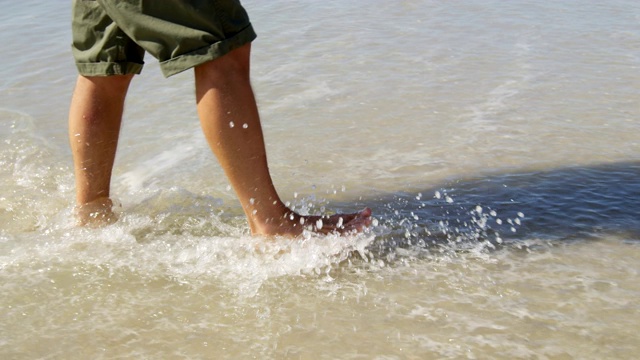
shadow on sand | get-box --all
[341,161,640,254]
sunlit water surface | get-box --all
[1,1,639,359]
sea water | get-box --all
[1,0,639,358]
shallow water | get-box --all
[2,0,640,359]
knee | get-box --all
[194,43,252,83]
[79,74,134,94]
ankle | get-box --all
[75,197,117,227]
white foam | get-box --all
[119,133,199,192]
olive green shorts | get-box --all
[72,0,257,77]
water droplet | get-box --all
[475,205,483,214]
[490,210,497,217]
[445,196,453,203]
[515,218,521,225]
[337,217,344,228]
[316,219,323,230]
[496,219,503,225]
[434,191,441,199]
[416,192,422,200]
[249,198,255,205]
[242,123,248,129]
[517,212,525,218]
[229,121,235,128]
[300,217,305,225]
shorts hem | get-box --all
[159,24,257,77]
[76,62,144,77]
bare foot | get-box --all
[75,197,118,227]
[251,207,373,237]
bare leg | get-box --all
[194,44,371,236]
[68,74,133,226]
